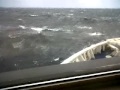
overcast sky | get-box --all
[0,0,120,8]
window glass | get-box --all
[0,0,120,73]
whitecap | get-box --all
[12,40,24,49]
[67,13,74,18]
[29,14,38,17]
[54,58,60,61]
[31,27,44,33]
[47,28,61,32]
[100,17,112,20]
[8,34,18,38]
[88,32,104,36]
[53,13,61,16]
[18,18,22,21]
[33,61,39,65]
[77,26,92,29]
[30,26,60,33]
[65,29,73,33]
[31,26,47,33]
[30,26,69,33]
[48,28,73,33]
[18,25,26,29]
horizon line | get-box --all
[0,7,120,9]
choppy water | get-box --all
[0,8,120,72]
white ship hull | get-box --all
[61,38,120,64]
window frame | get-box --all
[0,57,120,89]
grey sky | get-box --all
[0,0,120,8]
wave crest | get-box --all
[88,32,104,36]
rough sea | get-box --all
[0,8,120,72]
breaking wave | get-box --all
[88,32,104,36]
[12,40,24,49]
[66,13,74,18]
[30,27,45,33]
[29,14,38,17]
[76,26,92,30]
[18,25,26,29]
[30,26,72,33]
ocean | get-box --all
[0,8,120,72]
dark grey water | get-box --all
[0,8,120,73]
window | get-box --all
[0,0,120,89]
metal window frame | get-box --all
[0,57,120,89]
